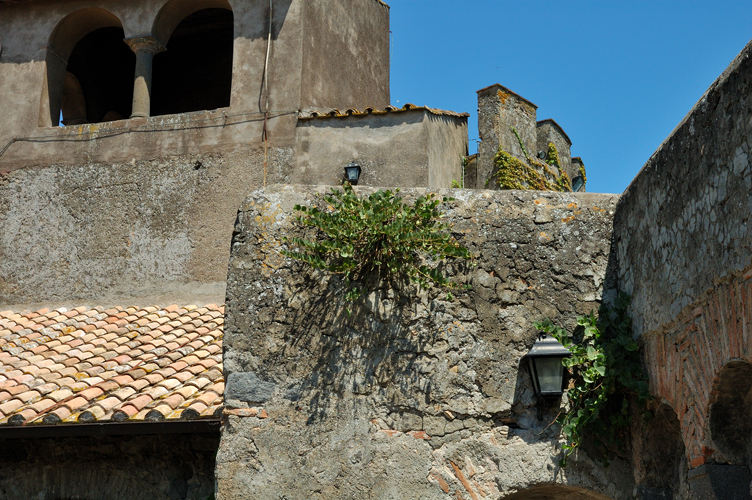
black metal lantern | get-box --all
[525,333,571,397]
[344,162,362,185]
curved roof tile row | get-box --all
[299,103,470,120]
[0,304,224,426]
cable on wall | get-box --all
[262,0,273,187]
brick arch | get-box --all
[642,270,752,468]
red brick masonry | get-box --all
[642,269,752,468]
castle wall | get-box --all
[613,38,752,496]
[0,147,294,309]
[294,109,467,188]
[217,185,631,499]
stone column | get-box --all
[125,37,165,119]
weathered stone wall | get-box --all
[295,110,467,188]
[218,185,631,499]
[0,147,293,309]
[612,37,752,496]
[0,431,219,500]
[536,119,573,180]
[476,84,538,189]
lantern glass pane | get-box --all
[533,357,564,394]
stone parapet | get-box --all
[217,185,629,499]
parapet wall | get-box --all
[614,38,752,337]
[218,185,630,499]
[613,37,752,490]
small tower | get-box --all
[475,84,538,188]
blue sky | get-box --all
[388,1,752,194]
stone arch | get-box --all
[151,0,232,46]
[151,0,234,116]
[501,485,612,499]
[707,359,752,464]
[41,8,133,126]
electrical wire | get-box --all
[0,108,298,160]
[262,0,273,187]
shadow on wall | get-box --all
[254,263,477,421]
[708,360,752,465]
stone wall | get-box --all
[0,431,219,500]
[612,37,752,496]
[217,185,631,499]
[475,84,538,189]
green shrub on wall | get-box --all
[490,128,574,192]
[281,183,472,306]
[535,292,652,466]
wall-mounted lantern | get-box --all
[524,333,571,419]
[344,162,362,185]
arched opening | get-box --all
[501,485,612,499]
[42,8,134,127]
[151,5,233,116]
[708,360,752,465]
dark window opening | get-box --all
[152,8,233,116]
[63,27,135,124]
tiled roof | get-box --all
[299,103,470,120]
[0,304,224,426]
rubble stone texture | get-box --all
[613,37,752,485]
[218,185,632,499]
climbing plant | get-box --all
[281,183,472,306]
[534,292,653,466]
[489,130,574,192]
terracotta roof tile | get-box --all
[0,304,224,426]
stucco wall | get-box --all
[0,0,391,170]
[0,147,294,309]
[612,37,752,494]
[294,110,467,188]
[217,185,630,500]
[0,431,219,500]
[300,0,390,111]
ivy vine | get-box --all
[489,130,574,193]
[281,183,472,306]
[534,292,652,466]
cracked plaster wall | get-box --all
[218,185,631,499]
[0,147,294,309]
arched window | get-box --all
[43,9,134,127]
[151,4,233,116]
